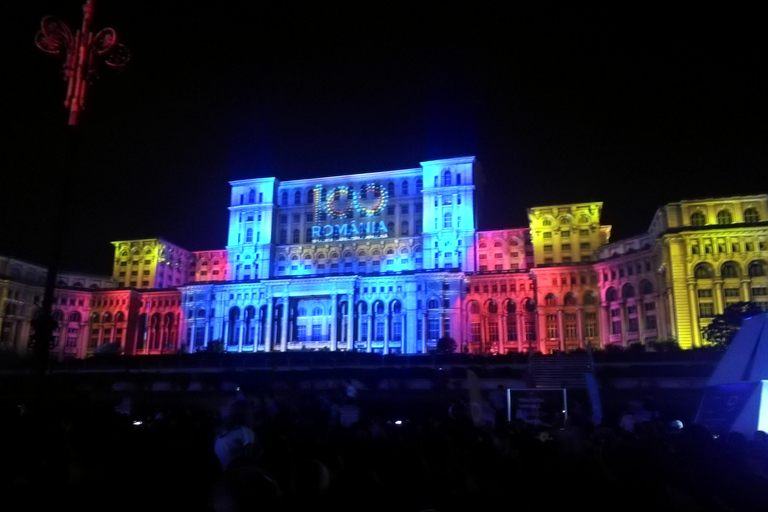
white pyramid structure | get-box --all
[694,313,768,436]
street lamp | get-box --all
[30,0,129,373]
[35,0,130,126]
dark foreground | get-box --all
[1,374,767,512]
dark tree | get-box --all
[436,336,457,353]
[701,301,766,347]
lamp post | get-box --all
[35,0,130,126]
[31,0,129,373]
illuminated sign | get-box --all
[311,183,389,241]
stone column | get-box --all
[367,315,373,352]
[599,303,610,348]
[517,313,525,352]
[687,281,700,348]
[537,311,546,353]
[576,307,584,348]
[280,299,289,352]
[346,295,354,350]
[740,279,751,302]
[264,298,273,352]
[713,279,724,315]
[383,310,389,354]
[330,294,337,351]
[557,309,565,351]
[238,318,244,352]
[620,300,630,347]
[655,293,667,340]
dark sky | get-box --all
[3,2,766,276]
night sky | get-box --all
[3,2,766,276]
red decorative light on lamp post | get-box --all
[35,0,129,125]
[30,0,129,374]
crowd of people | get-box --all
[2,379,768,512]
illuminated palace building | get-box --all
[1,156,767,360]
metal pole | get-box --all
[32,1,130,373]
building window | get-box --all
[292,229,300,244]
[443,212,452,229]
[690,211,706,226]
[245,228,253,243]
[716,210,732,225]
[428,318,440,340]
[699,302,715,318]
[471,323,481,342]
[546,315,558,338]
[744,207,760,223]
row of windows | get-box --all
[605,281,655,301]
[541,229,591,238]
[275,179,427,207]
[690,207,761,226]
[540,214,593,227]
[601,262,653,281]
[694,260,767,279]
[691,240,767,254]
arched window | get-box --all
[622,283,635,299]
[690,211,706,226]
[721,262,740,278]
[416,178,423,191]
[443,212,452,229]
[294,190,301,205]
[716,210,732,225]
[401,181,409,196]
[694,263,714,279]
[279,230,287,244]
[52,310,64,323]
[375,302,384,315]
[583,292,597,306]
[488,300,498,314]
[312,306,323,317]
[69,312,81,322]
[506,300,516,314]
[749,260,767,277]
[281,191,288,206]
[115,311,126,322]
[469,301,480,314]
[542,218,552,227]
[90,312,99,323]
[292,229,300,244]
[428,298,440,309]
[560,216,571,225]
[387,222,395,234]
[245,228,253,243]
[387,182,395,197]
[579,214,591,224]
[605,287,617,302]
[524,298,536,312]
[640,281,654,295]
[357,302,368,314]
[391,301,402,314]
[442,169,452,186]
[248,189,256,203]
[102,312,112,323]
[545,293,557,306]
[564,293,577,306]
[401,221,409,236]
[196,309,207,319]
[744,208,760,223]
[297,307,307,317]
[306,189,313,204]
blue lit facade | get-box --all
[182,157,480,354]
